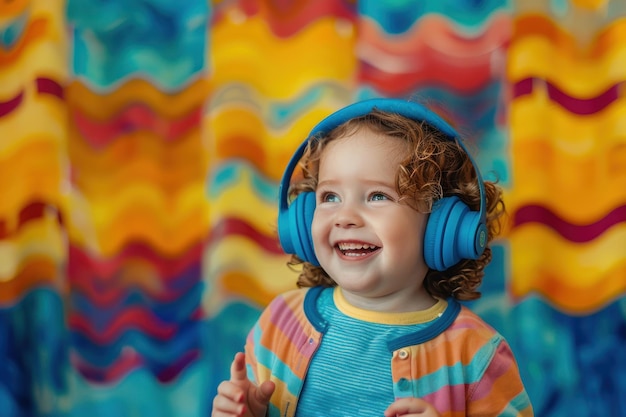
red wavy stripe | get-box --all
[155,349,200,383]
[68,309,175,342]
[512,204,626,242]
[0,201,63,239]
[36,77,64,99]
[358,58,493,95]
[207,217,283,254]
[0,89,23,117]
[69,269,197,307]
[68,241,203,283]
[71,349,144,384]
[68,307,202,343]
[512,77,621,115]
[229,0,356,37]
[71,104,202,148]
[72,349,200,384]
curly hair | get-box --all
[286,108,506,301]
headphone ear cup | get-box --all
[424,197,456,271]
[424,196,484,271]
[278,191,320,266]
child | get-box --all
[212,99,533,417]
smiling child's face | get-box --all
[310,126,435,312]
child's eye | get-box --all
[370,192,390,201]
[320,192,340,203]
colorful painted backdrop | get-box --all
[1,1,625,416]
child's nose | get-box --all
[334,203,364,228]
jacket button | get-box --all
[398,378,410,391]
[398,349,409,359]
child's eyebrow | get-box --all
[317,179,396,189]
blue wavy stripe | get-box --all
[207,160,278,203]
[70,280,203,325]
[68,360,208,417]
[209,81,351,129]
[71,320,202,367]
[67,0,210,90]
[357,0,510,35]
[0,288,69,415]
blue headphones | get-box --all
[277,98,487,271]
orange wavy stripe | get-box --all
[0,256,62,304]
[65,78,210,119]
[221,270,279,309]
[0,0,29,18]
[512,261,626,314]
[513,13,626,59]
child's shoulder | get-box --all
[261,286,316,320]
[446,304,504,344]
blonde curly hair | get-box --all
[286,108,505,301]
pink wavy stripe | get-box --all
[71,104,202,148]
[0,201,63,239]
[512,204,626,242]
[68,307,203,344]
[513,77,621,115]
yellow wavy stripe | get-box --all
[66,183,208,257]
[505,140,626,222]
[210,13,356,98]
[0,87,66,153]
[0,138,65,219]
[510,223,626,312]
[203,235,294,315]
[572,0,608,9]
[0,213,65,282]
[208,105,339,180]
[65,77,210,119]
[0,12,66,87]
[210,170,277,237]
[511,94,626,145]
[507,33,626,94]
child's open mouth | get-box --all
[336,242,380,257]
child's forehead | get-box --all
[321,128,410,162]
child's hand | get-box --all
[212,352,275,417]
[384,397,441,417]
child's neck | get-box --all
[338,286,437,314]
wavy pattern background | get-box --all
[0,1,624,416]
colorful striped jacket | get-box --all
[245,286,533,417]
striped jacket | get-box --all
[245,286,533,417]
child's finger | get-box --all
[229,352,249,383]
[384,397,431,416]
